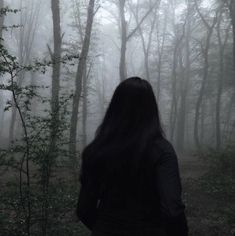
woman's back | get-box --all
[94,139,162,230]
[76,77,188,236]
[77,137,188,236]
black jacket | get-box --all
[77,138,188,236]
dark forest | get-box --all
[0,0,235,235]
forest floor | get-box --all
[179,154,235,236]
[1,153,234,236]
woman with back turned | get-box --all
[76,77,188,236]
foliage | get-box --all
[0,13,84,236]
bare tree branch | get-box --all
[127,0,160,41]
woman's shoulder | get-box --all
[149,137,177,164]
[151,137,175,152]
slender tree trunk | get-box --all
[132,1,157,82]
[215,11,229,151]
[169,0,183,143]
[215,13,228,151]
[193,1,217,149]
[51,0,61,140]
[119,0,127,81]
[72,0,86,147]
[82,65,87,148]
[229,0,235,70]
[200,99,205,145]
[69,0,95,172]
[40,1,62,235]
[8,0,40,144]
[194,34,211,150]
[9,0,24,144]
[227,1,235,143]
[0,0,4,140]
[156,10,167,102]
[138,27,150,81]
[169,43,178,142]
[9,105,18,145]
[176,3,191,152]
[176,50,189,152]
[223,91,235,143]
[216,36,223,150]
[0,0,3,39]
[118,0,159,81]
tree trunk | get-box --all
[82,65,87,149]
[169,0,183,143]
[194,32,212,150]
[40,1,62,235]
[69,0,95,170]
[8,0,40,144]
[119,0,127,81]
[176,3,192,152]
[118,0,158,81]
[0,0,4,139]
[137,24,150,81]
[200,98,205,145]
[156,10,167,102]
[132,1,157,82]
[51,0,61,141]
[193,1,217,150]
[176,52,189,152]
[0,0,3,39]
[229,0,235,70]
[216,41,223,150]
[222,90,235,143]
[215,11,229,151]
[9,0,24,144]
[169,42,179,142]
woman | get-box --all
[76,77,188,236]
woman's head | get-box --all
[81,77,164,184]
[97,76,164,140]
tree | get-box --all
[71,0,92,149]
[155,4,167,102]
[69,0,96,175]
[193,0,218,150]
[39,0,62,235]
[8,0,41,144]
[226,0,235,70]
[168,0,185,143]
[0,0,3,39]
[50,0,62,142]
[0,0,4,137]
[215,5,230,151]
[175,0,193,152]
[117,0,160,81]
[131,0,159,82]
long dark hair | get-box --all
[80,77,165,186]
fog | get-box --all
[0,0,235,235]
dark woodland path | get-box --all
[179,154,209,179]
[1,153,234,235]
[178,154,235,236]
